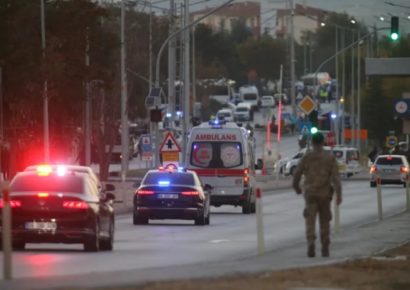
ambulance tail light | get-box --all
[244,176,249,187]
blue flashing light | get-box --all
[178,167,184,172]
[331,114,337,119]
[176,111,182,116]
[166,113,172,118]
[158,181,170,186]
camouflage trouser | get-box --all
[303,196,332,247]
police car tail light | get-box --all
[0,200,22,208]
[401,167,408,172]
[181,191,199,196]
[370,166,377,172]
[57,166,66,176]
[137,190,154,195]
[38,193,49,197]
[37,165,52,176]
[63,201,88,209]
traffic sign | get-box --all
[159,132,181,153]
[141,134,153,161]
[386,136,397,148]
[162,152,179,162]
[298,122,312,136]
[394,99,410,117]
[326,132,336,147]
[298,95,317,115]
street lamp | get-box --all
[380,17,385,21]
[321,22,325,26]
[351,20,356,24]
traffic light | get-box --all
[391,16,399,40]
[308,110,318,128]
[311,127,318,134]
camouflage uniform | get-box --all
[292,148,342,257]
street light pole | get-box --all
[335,26,339,144]
[341,29,346,145]
[192,24,197,115]
[41,0,49,163]
[168,0,176,125]
[289,0,296,116]
[120,0,128,198]
[351,30,355,148]
[85,29,91,167]
[357,29,361,152]
[182,0,190,165]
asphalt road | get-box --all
[1,180,408,279]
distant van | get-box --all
[234,103,253,121]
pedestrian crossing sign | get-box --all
[298,122,312,136]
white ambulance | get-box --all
[185,121,257,214]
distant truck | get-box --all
[239,85,259,111]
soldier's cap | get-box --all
[312,133,325,145]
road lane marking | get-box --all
[209,239,229,243]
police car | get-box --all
[1,165,116,251]
[133,167,212,225]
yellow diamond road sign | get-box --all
[298,95,317,115]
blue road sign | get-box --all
[386,136,397,148]
[141,134,152,152]
[281,113,291,120]
[299,122,312,136]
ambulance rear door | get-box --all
[188,130,245,196]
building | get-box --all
[190,2,261,35]
[275,4,328,43]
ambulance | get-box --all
[185,121,257,214]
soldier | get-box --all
[292,133,342,258]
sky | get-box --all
[105,0,410,33]
[141,0,410,32]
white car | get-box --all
[216,109,234,122]
[260,96,275,108]
[284,147,333,176]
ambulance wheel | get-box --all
[242,201,252,214]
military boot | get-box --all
[307,245,315,258]
[322,244,329,257]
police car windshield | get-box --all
[191,142,243,169]
[236,107,248,112]
[9,175,84,193]
[243,93,257,100]
[143,172,195,185]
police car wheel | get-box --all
[133,214,149,225]
[195,212,206,226]
[84,221,100,252]
[100,219,114,251]
[12,241,25,251]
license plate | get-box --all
[383,169,394,173]
[25,222,57,230]
[157,194,178,199]
[338,165,346,170]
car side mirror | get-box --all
[132,182,141,188]
[255,164,259,170]
[105,192,116,201]
[105,184,115,191]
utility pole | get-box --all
[341,29,345,145]
[290,0,296,115]
[85,29,91,166]
[168,0,176,125]
[335,27,339,144]
[303,41,307,75]
[41,0,49,163]
[182,0,190,165]
[192,24,196,115]
[0,68,3,182]
[120,0,128,198]
[357,30,361,152]
[351,31,355,148]
[149,6,153,91]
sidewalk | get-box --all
[2,210,409,290]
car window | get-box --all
[236,107,249,112]
[376,157,403,165]
[191,142,243,169]
[143,172,195,185]
[243,93,257,100]
[9,175,84,193]
[294,153,303,159]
